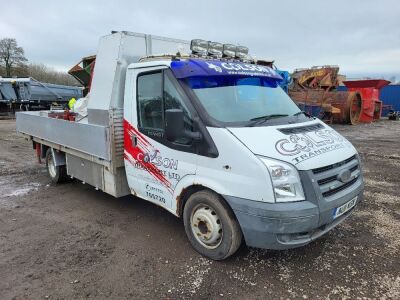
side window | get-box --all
[137,70,193,146]
[164,74,193,145]
[137,72,162,129]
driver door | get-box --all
[124,66,197,212]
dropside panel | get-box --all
[16,111,110,160]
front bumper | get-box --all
[223,176,364,250]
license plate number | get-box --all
[333,196,357,219]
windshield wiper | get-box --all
[249,114,289,126]
[250,114,289,121]
[293,111,312,118]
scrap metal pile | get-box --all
[68,55,96,96]
[288,66,389,124]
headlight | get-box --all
[258,156,305,202]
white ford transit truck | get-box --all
[16,31,364,260]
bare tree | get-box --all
[0,38,79,86]
[27,63,80,86]
[0,38,28,76]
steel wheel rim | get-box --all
[48,154,57,178]
[190,204,223,249]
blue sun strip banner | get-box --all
[170,59,283,81]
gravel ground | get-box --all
[0,119,399,299]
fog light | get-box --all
[235,46,249,59]
[223,44,236,57]
[190,39,208,55]
[208,42,223,57]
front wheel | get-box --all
[183,190,243,260]
[46,148,67,183]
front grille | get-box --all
[350,165,358,172]
[313,155,360,198]
[317,175,337,185]
[322,177,358,197]
[313,155,356,174]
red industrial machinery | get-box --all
[343,80,390,123]
[289,66,390,125]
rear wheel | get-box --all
[46,148,67,183]
[183,190,243,260]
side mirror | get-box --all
[165,109,184,141]
[165,109,202,142]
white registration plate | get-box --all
[333,196,357,219]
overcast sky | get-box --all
[2,0,400,79]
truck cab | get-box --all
[16,32,364,260]
[123,57,363,259]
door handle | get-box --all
[131,134,138,147]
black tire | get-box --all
[183,190,243,260]
[45,148,67,183]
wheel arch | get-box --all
[174,175,233,217]
[176,184,207,217]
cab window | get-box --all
[137,70,193,145]
[137,72,163,129]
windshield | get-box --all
[184,76,301,125]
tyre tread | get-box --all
[183,189,243,260]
